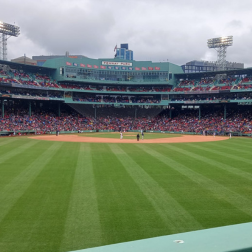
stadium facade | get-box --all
[42,56,180,85]
[1,52,252,136]
[182,60,244,73]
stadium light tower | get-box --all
[0,21,20,60]
[207,36,233,71]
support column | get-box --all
[224,104,226,120]
[135,107,137,119]
[199,106,201,120]
[29,101,31,117]
[95,107,97,119]
[2,101,4,118]
[169,108,172,119]
[58,103,61,117]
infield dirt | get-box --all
[30,134,228,143]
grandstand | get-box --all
[1,54,252,136]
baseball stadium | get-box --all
[1,34,252,251]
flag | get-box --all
[155,67,160,70]
[148,67,153,70]
[142,67,147,70]
[87,64,92,68]
[66,62,71,66]
[114,44,117,51]
[80,63,85,67]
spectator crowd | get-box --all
[1,107,252,135]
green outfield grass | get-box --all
[0,135,252,252]
[78,132,182,139]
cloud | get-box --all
[18,2,115,56]
[2,0,252,67]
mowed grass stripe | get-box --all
[119,144,252,228]
[0,142,77,252]
[108,144,203,233]
[137,144,252,217]
[222,140,252,151]
[184,143,252,180]
[0,140,38,165]
[0,140,59,191]
[206,141,252,156]
[191,141,252,163]
[0,137,18,147]
[232,137,252,142]
[92,143,181,244]
[60,143,103,251]
[234,137,252,144]
[0,141,63,224]
[161,143,252,195]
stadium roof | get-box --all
[175,67,252,79]
[0,59,56,72]
[11,56,37,65]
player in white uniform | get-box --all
[141,129,144,140]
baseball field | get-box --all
[0,133,252,252]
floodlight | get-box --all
[0,21,20,60]
[0,22,20,36]
[207,36,233,49]
[207,36,233,71]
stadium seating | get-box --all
[1,63,252,136]
[1,104,252,135]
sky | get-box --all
[1,0,252,67]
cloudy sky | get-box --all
[1,0,252,67]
